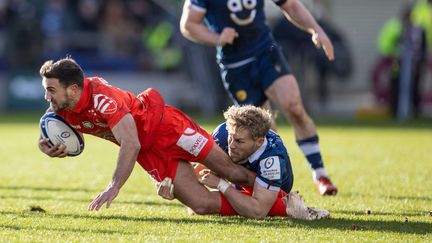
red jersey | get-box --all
[57,77,162,150]
[57,77,214,182]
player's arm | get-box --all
[180,1,238,46]
[201,172,278,219]
[38,138,68,158]
[279,0,334,60]
[202,144,256,187]
[88,113,141,211]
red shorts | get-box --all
[137,106,214,182]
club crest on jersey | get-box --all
[227,0,257,26]
[236,90,247,101]
[93,94,117,114]
[176,128,208,157]
[260,156,281,180]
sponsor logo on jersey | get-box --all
[93,94,117,114]
[259,156,281,180]
[176,128,208,157]
[82,121,94,129]
[227,0,257,26]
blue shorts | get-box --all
[219,44,291,106]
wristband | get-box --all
[217,179,230,194]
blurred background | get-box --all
[0,0,431,120]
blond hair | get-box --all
[224,105,272,139]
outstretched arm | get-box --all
[180,0,238,46]
[280,0,334,60]
[88,113,141,211]
[201,144,256,187]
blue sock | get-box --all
[297,135,324,170]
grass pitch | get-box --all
[0,113,431,242]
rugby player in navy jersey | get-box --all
[158,105,329,220]
[180,0,337,195]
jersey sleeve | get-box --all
[270,0,287,6]
[255,155,285,191]
[212,122,229,153]
[93,80,131,129]
[190,0,207,12]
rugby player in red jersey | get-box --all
[37,57,256,213]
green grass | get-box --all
[0,113,431,242]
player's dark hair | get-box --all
[39,57,84,88]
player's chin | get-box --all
[229,154,241,163]
[50,103,58,111]
[50,103,64,112]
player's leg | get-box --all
[201,143,255,187]
[163,105,256,187]
[261,100,278,131]
[265,74,315,139]
[265,75,337,195]
[172,160,222,215]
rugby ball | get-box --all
[40,112,84,156]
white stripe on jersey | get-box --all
[93,94,103,109]
[101,102,111,113]
[222,57,256,69]
[256,177,280,192]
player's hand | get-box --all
[192,162,209,180]
[38,138,68,158]
[88,185,119,211]
[312,29,334,61]
[218,27,239,46]
[156,177,175,200]
[199,170,220,189]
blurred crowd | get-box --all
[373,0,432,118]
[1,0,185,72]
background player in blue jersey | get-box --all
[158,105,329,220]
[180,0,337,195]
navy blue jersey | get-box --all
[212,122,293,192]
[190,0,287,64]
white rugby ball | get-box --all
[40,112,84,156]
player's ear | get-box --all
[69,84,79,92]
[256,136,265,147]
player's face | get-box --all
[42,77,75,112]
[228,127,263,163]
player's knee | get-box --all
[250,208,267,220]
[187,196,218,215]
[190,204,213,215]
[280,100,304,119]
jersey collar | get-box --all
[71,78,90,113]
[247,137,268,163]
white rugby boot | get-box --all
[282,191,330,220]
